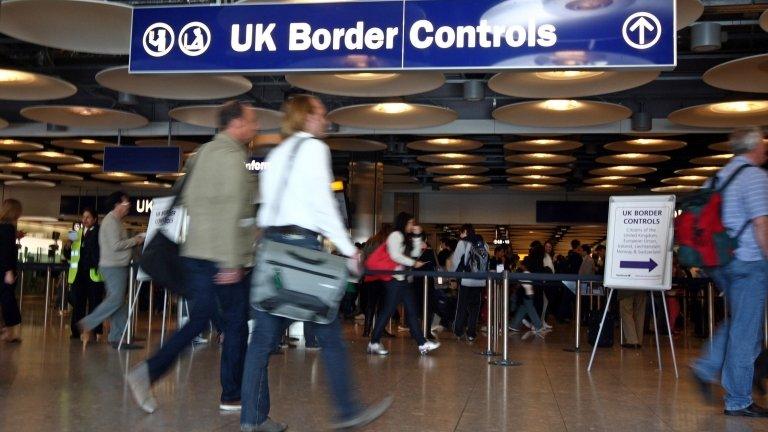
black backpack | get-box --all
[459,238,489,273]
[587,308,615,348]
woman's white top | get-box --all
[386,231,422,281]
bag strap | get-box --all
[268,136,311,226]
[715,163,756,240]
[159,150,199,227]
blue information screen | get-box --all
[130,0,675,73]
[103,146,181,174]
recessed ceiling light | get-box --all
[69,107,103,116]
[710,101,768,114]
[334,73,397,81]
[541,99,582,111]
[0,69,35,84]
[565,0,614,11]
[373,102,412,114]
[534,71,604,80]
[81,139,96,144]
[430,138,462,145]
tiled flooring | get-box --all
[1,301,768,432]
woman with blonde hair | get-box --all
[0,199,22,343]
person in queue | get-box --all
[360,228,392,338]
[509,256,547,338]
[692,127,768,417]
[68,208,104,341]
[127,101,258,414]
[0,199,23,343]
[449,224,489,341]
[240,95,392,432]
[78,191,144,349]
[367,212,440,355]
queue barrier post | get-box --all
[18,269,24,310]
[564,280,582,353]
[494,278,501,353]
[491,274,521,367]
[59,272,67,313]
[478,277,497,356]
[43,266,52,328]
[422,276,429,337]
[707,282,715,348]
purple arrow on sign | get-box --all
[620,258,658,272]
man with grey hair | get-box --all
[693,127,768,417]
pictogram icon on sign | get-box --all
[622,12,662,50]
[143,23,175,57]
[179,22,211,57]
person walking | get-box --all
[68,208,104,340]
[692,127,768,417]
[127,101,259,414]
[241,95,392,432]
[366,212,440,355]
[78,191,144,349]
[449,224,489,341]
[0,199,23,343]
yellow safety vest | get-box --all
[68,229,104,284]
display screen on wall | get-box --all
[536,201,609,224]
[103,146,181,174]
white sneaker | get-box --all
[397,325,409,332]
[418,340,441,355]
[355,314,365,322]
[220,401,242,411]
[509,326,521,333]
[522,319,532,330]
[534,328,551,339]
[542,322,554,330]
[367,342,389,356]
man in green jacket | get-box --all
[128,101,259,414]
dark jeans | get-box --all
[453,285,483,338]
[70,272,104,337]
[0,280,21,327]
[363,280,386,332]
[370,279,427,345]
[242,227,360,427]
[146,257,248,403]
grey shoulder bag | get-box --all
[250,137,349,324]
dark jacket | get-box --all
[0,223,18,274]
[79,226,101,272]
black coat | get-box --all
[0,223,17,274]
[78,226,101,271]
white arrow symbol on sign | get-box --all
[622,12,662,50]
[629,17,654,45]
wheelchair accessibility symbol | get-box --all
[622,12,662,50]
[179,22,211,57]
[143,23,174,58]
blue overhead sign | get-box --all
[129,0,675,73]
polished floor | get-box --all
[1,300,767,432]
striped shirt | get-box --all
[713,155,768,261]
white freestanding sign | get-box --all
[588,194,679,377]
[603,195,675,291]
[137,196,186,281]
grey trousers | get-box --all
[619,291,647,345]
[79,266,128,343]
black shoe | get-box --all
[330,396,393,430]
[725,403,768,418]
[111,342,143,350]
[691,369,715,404]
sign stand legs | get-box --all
[650,291,663,370]
[660,290,679,378]
[118,280,143,350]
[160,289,168,347]
[588,287,615,371]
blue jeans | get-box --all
[80,266,128,343]
[241,227,361,427]
[693,259,768,411]
[370,279,427,345]
[146,257,248,403]
[511,295,543,330]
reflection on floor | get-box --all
[1,300,767,432]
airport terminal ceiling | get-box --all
[0,0,764,193]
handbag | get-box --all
[137,160,196,296]
[363,242,397,282]
[251,137,349,324]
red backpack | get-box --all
[363,243,397,282]
[675,164,753,268]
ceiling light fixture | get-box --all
[541,99,582,111]
[334,73,397,81]
[70,107,103,116]
[534,71,604,80]
[373,102,413,114]
[0,68,35,84]
[710,101,768,114]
